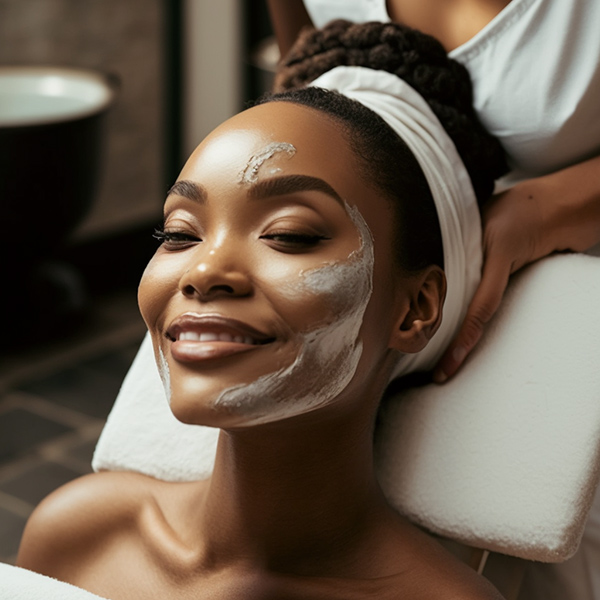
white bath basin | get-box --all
[0,66,116,127]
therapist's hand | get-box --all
[432,180,547,383]
[433,153,600,383]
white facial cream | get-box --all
[239,142,296,184]
[158,346,172,404]
[215,201,374,425]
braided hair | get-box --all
[256,20,507,272]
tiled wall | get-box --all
[0,0,165,239]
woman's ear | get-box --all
[389,266,446,354]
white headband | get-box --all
[309,66,482,379]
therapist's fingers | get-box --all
[432,183,544,384]
[432,253,511,383]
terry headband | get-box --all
[309,66,483,379]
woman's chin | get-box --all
[164,356,295,429]
[168,389,281,430]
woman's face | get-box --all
[139,102,412,428]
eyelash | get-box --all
[260,232,330,249]
[153,229,330,251]
[153,229,201,248]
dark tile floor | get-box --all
[0,290,146,565]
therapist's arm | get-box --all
[434,152,600,383]
[266,0,314,56]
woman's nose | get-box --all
[179,246,253,300]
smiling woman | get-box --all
[17,21,506,600]
[140,103,380,429]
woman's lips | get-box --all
[166,313,275,362]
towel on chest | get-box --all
[0,564,108,600]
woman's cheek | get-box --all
[137,253,180,331]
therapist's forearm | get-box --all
[539,153,600,255]
[266,0,313,56]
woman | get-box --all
[18,22,505,599]
[266,0,600,383]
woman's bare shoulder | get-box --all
[381,517,505,599]
[406,541,505,600]
[17,471,156,578]
[422,565,505,600]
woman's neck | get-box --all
[194,399,391,576]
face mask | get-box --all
[213,201,374,426]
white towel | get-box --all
[93,252,600,561]
[0,564,107,600]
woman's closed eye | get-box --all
[153,229,202,250]
[260,231,330,251]
[153,228,330,253]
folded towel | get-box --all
[93,253,600,562]
[0,564,107,600]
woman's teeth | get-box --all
[178,331,256,345]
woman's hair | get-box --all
[256,20,508,271]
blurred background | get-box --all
[0,0,276,564]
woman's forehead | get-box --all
[177,101,396,252]
[219,100,340,139]
[183,102,358,194]
[201,102,348,158]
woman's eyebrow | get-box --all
[248,174,344,206]
[166,175,344,206]
[167,180,207,203]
